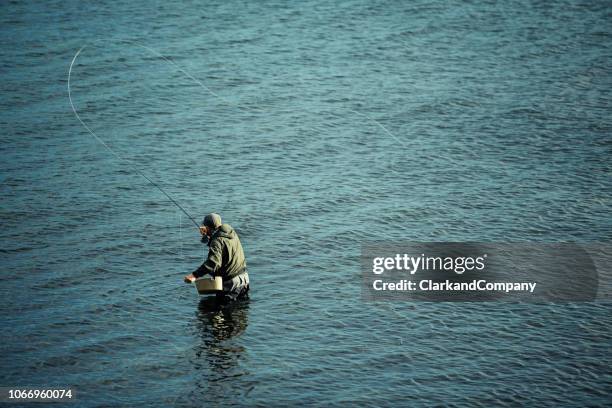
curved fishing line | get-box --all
[68,40,404,230]
[68,45,201,230]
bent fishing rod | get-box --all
[69,40,404,231]
[68,44,201,230]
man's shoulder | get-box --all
[210,230,234,245]
[209,236,224,247]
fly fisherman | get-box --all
[184,213,250,303]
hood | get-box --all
[213,223,236,239]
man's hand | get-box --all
[184,273,197,284]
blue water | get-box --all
[1,0,611,406]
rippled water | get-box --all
[1,0,611,406]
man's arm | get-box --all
[193,240,223,278]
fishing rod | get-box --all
[67,45,201,230]
[68,40,404,231]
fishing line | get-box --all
[68,43,201,229]
[68,40,405,231]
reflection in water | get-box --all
[193,297,250,390]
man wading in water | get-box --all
[184,213,250,303]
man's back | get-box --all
[208,223,246,280]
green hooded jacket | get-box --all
[193,224,246,280]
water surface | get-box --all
[1,0,611,406]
